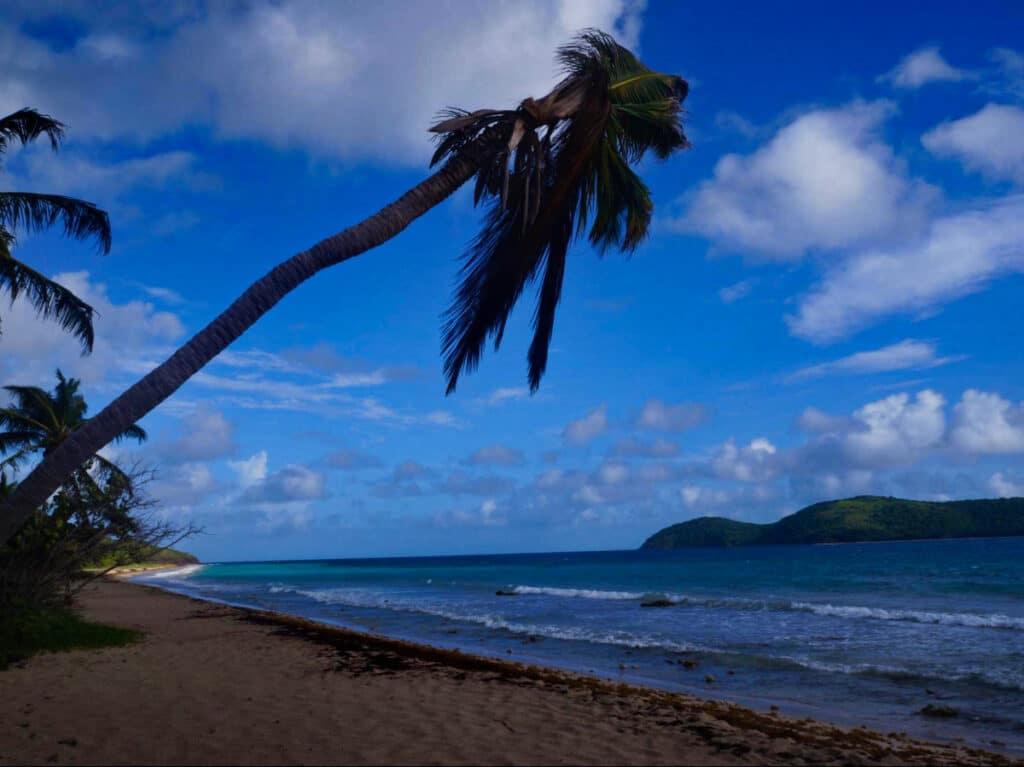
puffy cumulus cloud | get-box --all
[0,271,184,389]
[711,438,778,482]
[880,46,971,89]
[923,104,1024,184]
[989,472,1024,498]
[787,339,960,381]
[635,399,706,432]
[157,406,235,462]
[597,460,629,485]
[612,437,679,458]
[679,484,733,509]
[228,451,269,489]
[434,498,507,528]
[325,448,383,471]
[371,460,434,498]
[563,404,608,445]
[843,390,946,465]
[464,444,525,467]
[950,390,1024,454]
[673,101,935,259]
[0,1,643,163]
[789,196,1024,343]
[152,462,220,508]
[241,463,328,504]
[795,407,850,434]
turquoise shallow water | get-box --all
[139,537,1024,754]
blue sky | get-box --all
[2,1,1023,561]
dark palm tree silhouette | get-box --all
[0,370,146,478]
[0,109,112,350]
[0,30,689,545]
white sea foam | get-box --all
[790,602,1024,630]
[138,564,206,580]
[509,583,1024,631]
[511,585,646,600]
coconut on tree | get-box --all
[0,30,690,545]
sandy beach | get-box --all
[0,579,1017,766]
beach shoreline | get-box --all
[0,579,1017,766]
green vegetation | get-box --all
[1,371,196,611]
[88,545,199,571]
[641,495,1024,549]
[0,607,140,670]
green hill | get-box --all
[640,496,1024,549]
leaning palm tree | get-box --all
[0,30,689,545]
[0,108,112,350]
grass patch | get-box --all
[0,607,142,670]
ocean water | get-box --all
[138,538,1024,754]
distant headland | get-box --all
[640,496,1024,549]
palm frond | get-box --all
[0,251,96,351]
[433,29,689,393]
[112,423,147,444]
[0,192,111,254]
[0,108,65,155]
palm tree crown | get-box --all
[0,370,146,475]
[0,108,112,352]
[431,30,689,392]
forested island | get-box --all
[641,496,1024,549]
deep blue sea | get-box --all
[137,538,1024,754]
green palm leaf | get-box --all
[0,244,96,351]
[431,30,689,393]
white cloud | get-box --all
[950,390,1024,454]
[229,451,269,489]
[881,46,971,89]
[465,444,525,467]
[843,390,946,465]
[487,387,530,405]
[789,196,1024,342]
[679,484,733,509]
[796,407,849,434]
[0,271,184,390]
[8,147,212,201]
[564,404,608,445]
[598,461,629,485]
[718,279,755,303]
[0,1,643,163]
[989,472,1024,498]
[154,462,219,507]
[673,101,935,259]
[635,399,706,432]
[712,437,778,482]
[242,463,327,504]
[159,406,235,462]
[788,339,960,381]
[923,104,1024,184]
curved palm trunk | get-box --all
[0,156,477,545]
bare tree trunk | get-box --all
[0,156,477,545]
